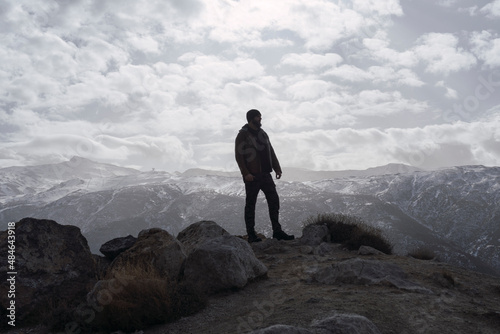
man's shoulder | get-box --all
[236,125,250,137]
[235,128,248,143]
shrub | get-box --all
[92,260,207,332]
[304,213,393,254]
[90,278,207,332]
[50,260,208,333]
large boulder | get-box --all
[182,229,268,294]
[177,220,230,255]
[106,228,186,282]
[0,218,97,325]
[99,235,137,260]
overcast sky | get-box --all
[1,0,499,173]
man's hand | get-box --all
[276,172,282,179]
[244,174,255,182]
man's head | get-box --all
[246,109,262,128]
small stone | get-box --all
[358,245,384,256]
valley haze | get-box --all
[1,156,499,277]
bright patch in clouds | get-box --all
[0,0,499,172]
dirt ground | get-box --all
[145,238,500,334]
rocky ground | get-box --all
[4,225,500,334]
[145,238,500,334]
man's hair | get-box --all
[246,109,261,123]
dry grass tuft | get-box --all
[46,259,207,333]
[304,213,393,255]
[91,278,192,332]
[89,260,207,332]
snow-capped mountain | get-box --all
[1,157,499,276]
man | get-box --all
[235,109,295,243]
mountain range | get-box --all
[1,156,499,276]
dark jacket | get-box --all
[235,124,282,177]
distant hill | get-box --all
[180,163,424,181]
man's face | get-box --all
[251,114,262,128]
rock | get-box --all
[0,218,97,324]
[300,224,330,246]
[312,258,432,294]
[249,313,381,334]
[107,228,186,282]
[251,238,292,254]
[99,235,137,260]
[314,242,338,256]
[358,245,384,256]
[250,324,313,333]
[138,227,164,238]
[93,254,111,280]
[86,278,131,306]
[311,313,382,334]
[183,235,268,294]
[300,245,314,255]
[177,220,230,255]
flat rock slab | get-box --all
[312,258,432,294]
[250,313,382,334]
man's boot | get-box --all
[273,230,294,241]
[247,230,262,243]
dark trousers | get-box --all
[244,173,282,234]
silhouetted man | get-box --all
[235,109,295,243]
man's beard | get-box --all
[251,119,262,128]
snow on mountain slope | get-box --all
[1,158,499,276]
[0,156,140,203]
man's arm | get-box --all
[269,144,282,178]
[235,132,251,178]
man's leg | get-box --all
[260,174,282,232]
[244,179,261,236]
[261,174,295,240]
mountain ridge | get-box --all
[1,158,499,277]
[180,163,425,181]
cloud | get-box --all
[1,0,499,172]
[203,0,402,51]
[436,81,459,99]
[470,30,500,68]
[181,53,266,87]
[351,90,428,116]
[481,0,500,17]
[286,80,332,101]
[2,132,195,172]
[324,65,424,87]
[363,36,419,68]
[280,53,343,70]
[126,34,160,55]
[272,116,500,171]
[414,33,477,74]
[323,64,373,82]
[386,119,500,169]
[437,0,459,7]
[94,134,195,170]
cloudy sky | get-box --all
[1,0,499,173]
